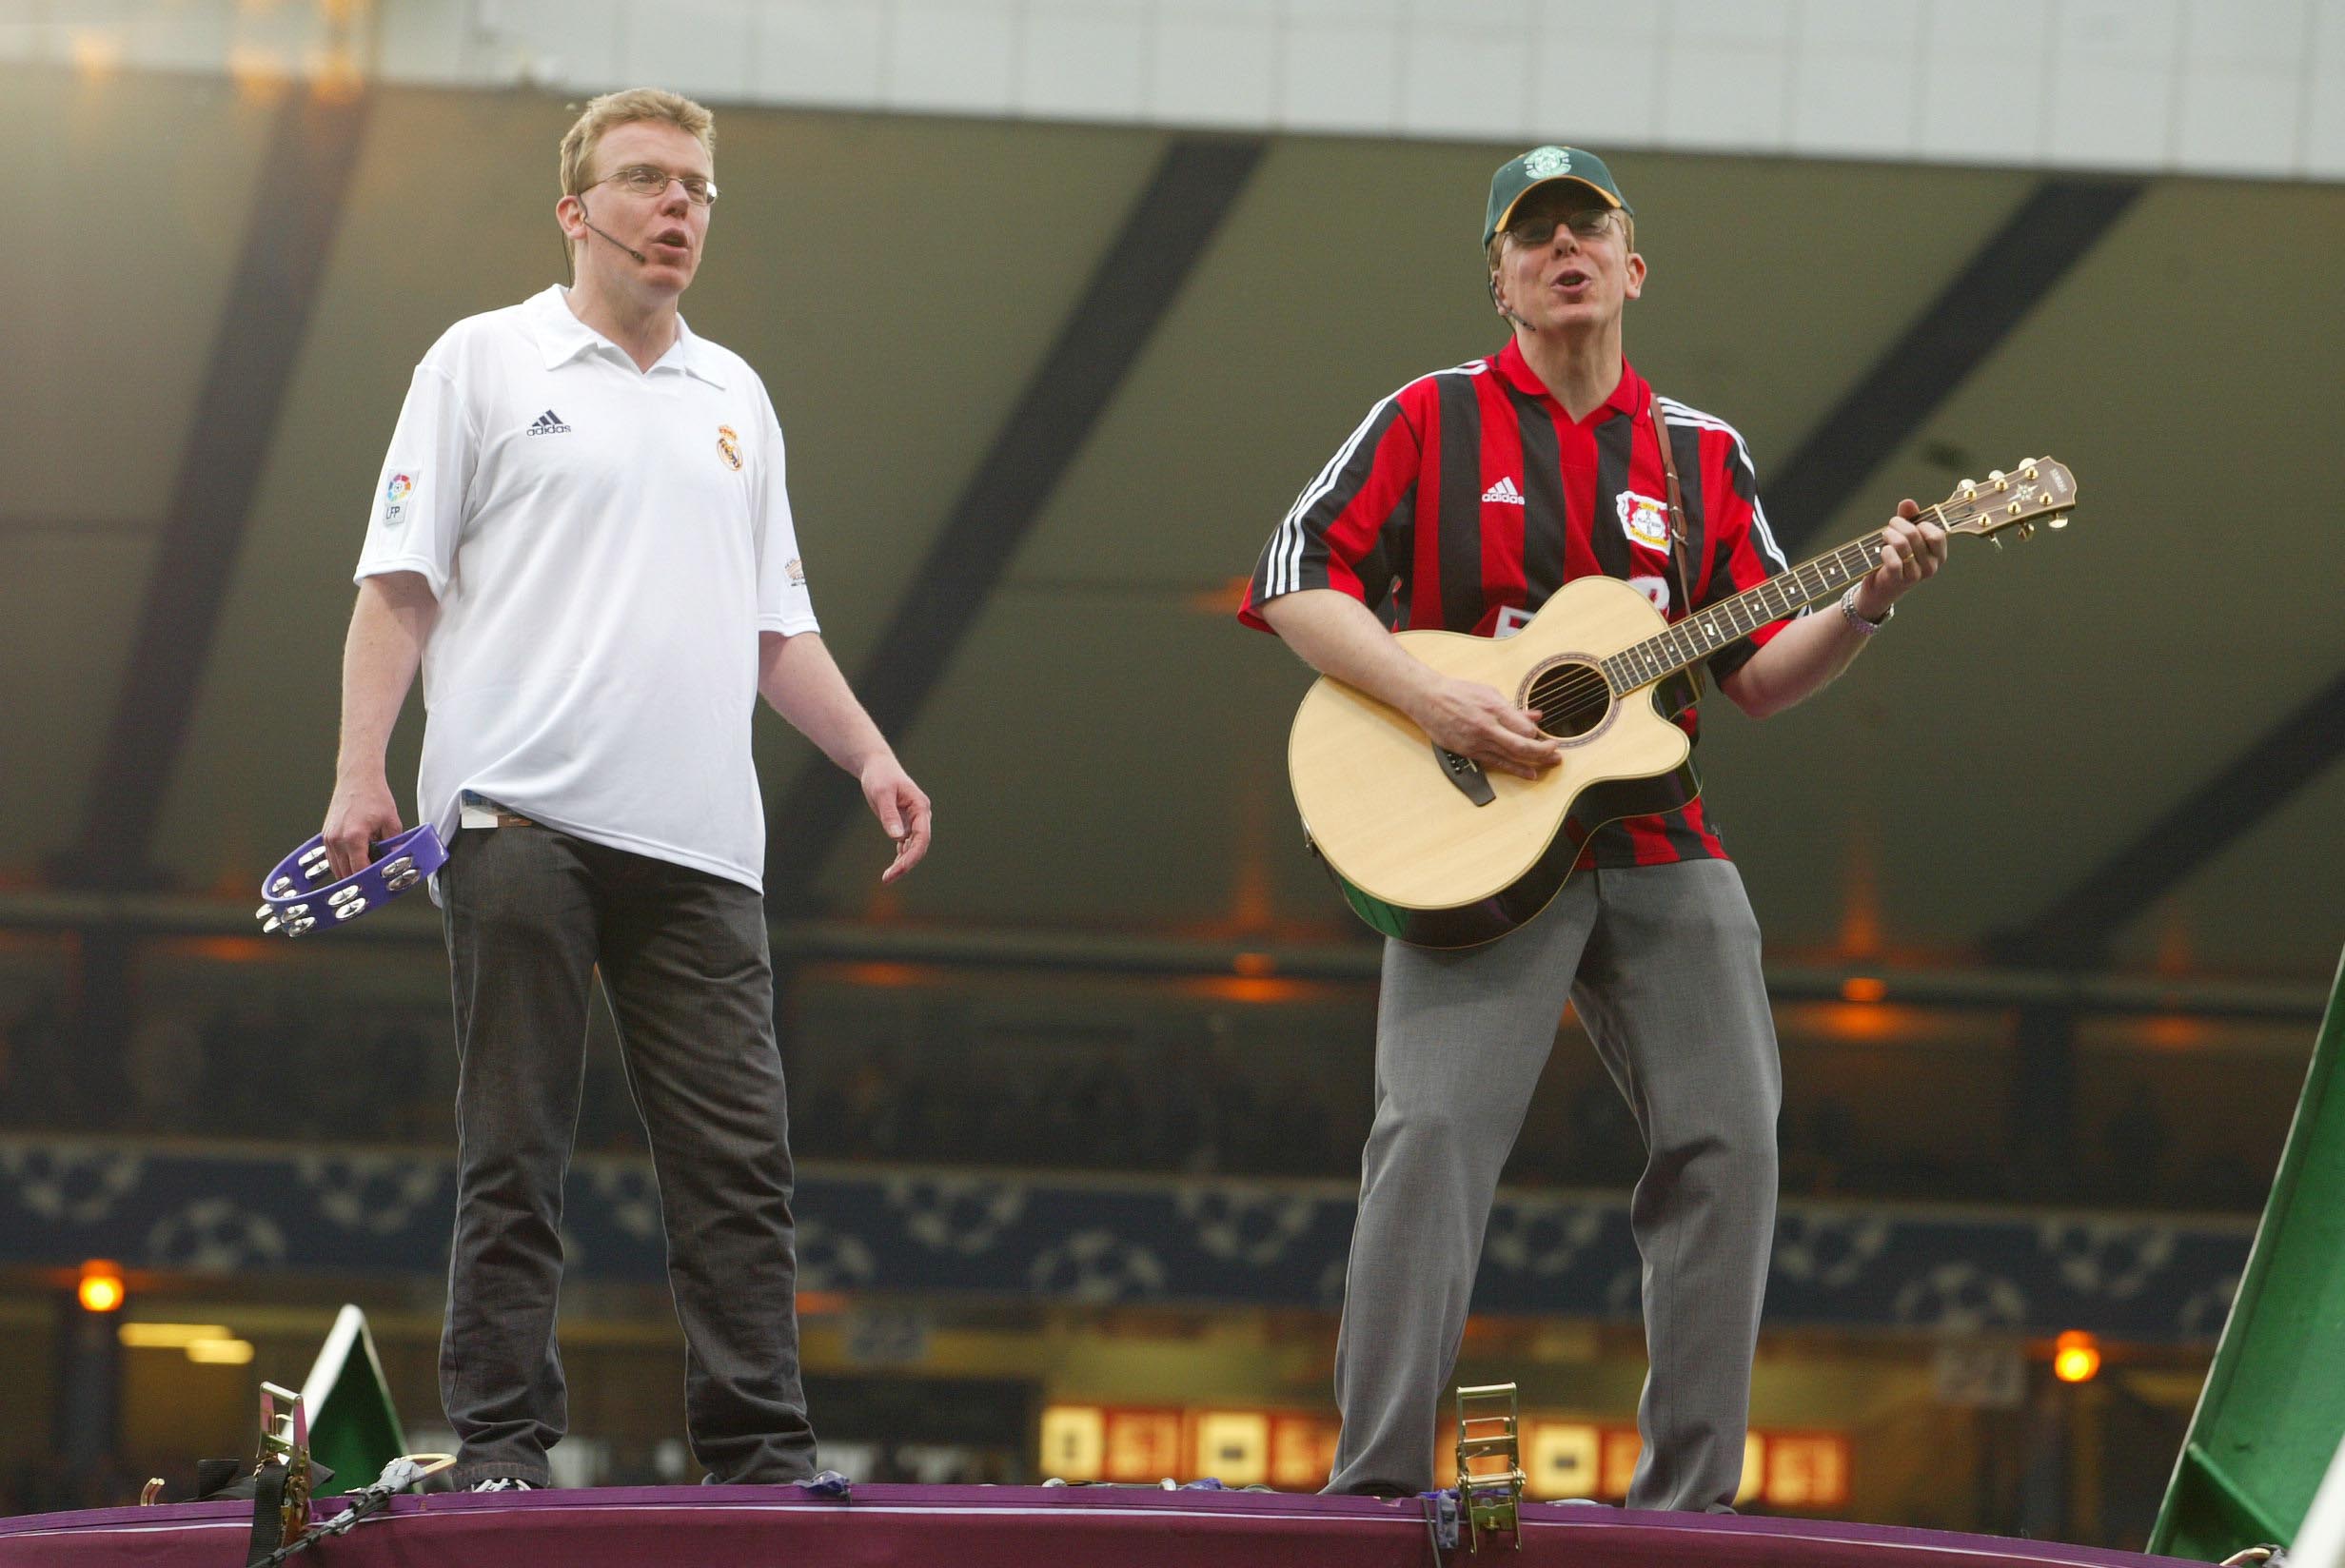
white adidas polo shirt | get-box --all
[354,284,819,892]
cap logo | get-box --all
[1523,146,1572,178]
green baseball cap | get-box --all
[1483,145,1632,245]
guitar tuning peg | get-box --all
[2047,515,2068,529]
[2020,521,2035,539]
[1990,534,2003,551]
[1988,469,2005,480]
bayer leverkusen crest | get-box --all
[1617,490,1672,549]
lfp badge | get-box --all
[383,471,416,526]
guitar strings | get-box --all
[1525,667,1611,734]
[1600,507,2022,684]
[1511,527,1919,733]
[1526,673,1606,713]
[1468,500,2028,741]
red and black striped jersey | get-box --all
[1240,340,1798,870]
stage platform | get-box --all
[0,1483,2212,1568]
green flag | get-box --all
[300,1304,407,1495]
[2153,947,2345,1558]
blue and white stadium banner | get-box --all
[0,1137,2247,1343]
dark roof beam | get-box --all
[1993,668,2345,967]
[66,91,372,889]
[764,135,1268,909]
[1767,177,2143,554]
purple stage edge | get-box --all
[0,1483,2214,1568]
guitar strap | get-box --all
[1648,393,1703,699]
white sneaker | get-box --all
[470,1478,537,1492]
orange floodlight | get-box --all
[2052,1330,2101,1383]
[77,1260,126,1314]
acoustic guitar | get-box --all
[1288,459,2079,949]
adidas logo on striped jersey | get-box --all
[1481,476,1526,505]
[527,409,572,436]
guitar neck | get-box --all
[1600,510,1941,695]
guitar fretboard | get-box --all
[1599,513,1938,695]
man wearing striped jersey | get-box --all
[1238,147,1946,1509]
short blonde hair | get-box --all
[558,88,716,198]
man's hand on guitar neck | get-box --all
[1719,499,1947,720]
[1850,499,1947,621]
[1258,588,1563,781]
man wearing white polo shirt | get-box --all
[321,88,930,1490]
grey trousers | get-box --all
[1327,859,1781,1512]
[438,823,816,1487]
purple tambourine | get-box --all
[255,824,448,936]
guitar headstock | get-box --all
[1933,458,2076,541]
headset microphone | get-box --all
[578,202,647,264]
[583,221,647,264]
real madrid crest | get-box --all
[716,423,743,471]
[1523,146,1572,179]
[1617,489,1672,549]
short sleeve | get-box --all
[1693,421,1797,684]
[752,409,819,637]
[1237,393,1419,633]
[354,359,474,598]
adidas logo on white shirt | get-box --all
[1481,476,1526,505]
[527,409,572,436]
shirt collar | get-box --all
[1493,338,1645,423]
[668,313,727,387]
[526,285,728,388]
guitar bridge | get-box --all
[1434,745,1497,806]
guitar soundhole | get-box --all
[1524,656,1612,739]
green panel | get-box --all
[1337,873,1409,942]
[2153,946,2345,1558]
[299,1306,409,1496]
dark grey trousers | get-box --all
[437,823,815,1486]
[1328,859,1781,1511]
